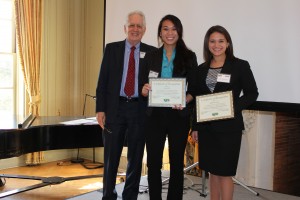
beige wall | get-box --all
[41,0,104,117]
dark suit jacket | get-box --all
[189,58,259,132]
[96,40,156,123]
[140,47,198,117]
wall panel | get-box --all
[41,0,104,117]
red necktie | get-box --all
[124,46,136,97]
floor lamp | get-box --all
[80,94,104,169]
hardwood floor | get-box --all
[0,160,107,200]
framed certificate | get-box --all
[148,78,186,107]
[196,91,234,122]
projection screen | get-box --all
[104,0,300,111]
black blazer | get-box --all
[140,47,198,117]
[96,40,156,123]
[189,58,259,132]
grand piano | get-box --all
[0,115,103,159]
[0,114,104,198]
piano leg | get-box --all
[0,178,5,187]
[0,174,103,198]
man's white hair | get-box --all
[125,10,146,27]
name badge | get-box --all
[217,73,231,83]
[149,70,159,78]
[140,52,146,58]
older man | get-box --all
[96,10,156,200]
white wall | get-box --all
[254,112,275,189]
[236,111,275,190]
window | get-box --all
[0,0,18,117]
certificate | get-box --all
[148,78,186,107]
[196,91,234,122]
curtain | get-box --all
[14,0,43,165]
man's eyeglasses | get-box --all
[127,23,144,29]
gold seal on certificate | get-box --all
[148,78,186,107]
[196,91,234,122]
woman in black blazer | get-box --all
[141,15,197,200]
[189,25,258,200]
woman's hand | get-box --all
[186,93,194,104]
[191,131,198,143]
[142,83,151,97]
[172,104,184,110]
[172,94,194,110]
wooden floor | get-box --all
[0,160,109,200]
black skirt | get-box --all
[197,127,242,176]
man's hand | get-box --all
[96,112,106,130]
[141,83,151,97]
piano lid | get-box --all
[0,115,96,130]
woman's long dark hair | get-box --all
[203,25,235,62]
[158,14,194,75]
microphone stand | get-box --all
[80,94,104,169]
[82,94,96,116]
[71,94,96,164]
[70,148,84,163]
